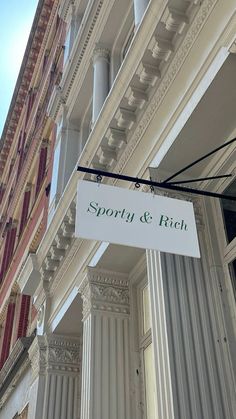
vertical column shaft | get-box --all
[146,249,175,419]
[92,48,110,123]
[80,268,131,419]
[146,225,236,418]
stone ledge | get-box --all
[17,253,41,296]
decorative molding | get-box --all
[105,127,127,149]
[58,0,74,22]
[79,267,130,319]
[115,107,136,130]
[148,36,174,61]
[125,86,148,109]
[114,0,217,176]
[28,334,80,380]
[36,199,76,295]
[136,62,160,86]
[161,7,188,34]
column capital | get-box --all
[79,267,129,319]
[28,334,81,380]
[93,45,110,64]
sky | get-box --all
[0,0,39,137]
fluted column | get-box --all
[28,334,81,419]
[133,0,149,26]
[146,196,236,419]
[92,47,110,123]
[79,267,131,419]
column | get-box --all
[79,267,131,419]
[133,0,149,27]
[92,47,110,123]
[28,334,81,419]
[146,197,236,418]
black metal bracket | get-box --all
[163,137,236,183]
[77,166,236,201]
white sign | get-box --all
[75,180,200,258]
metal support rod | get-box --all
[163,137,236,183]
[168,174,232,185]
[77,166,236,201]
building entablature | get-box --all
[47,0,218,184]
[58,0,73,22]
[0,5,62,242]
[49,0,200,120]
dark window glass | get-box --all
[221,180,236,243]
[229,259,236,300]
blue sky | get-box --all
[0,0,38,137]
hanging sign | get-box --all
[75,180,200,258]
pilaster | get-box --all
[28,334,80,419]
[79,267,131,419]
[146,194,236,418]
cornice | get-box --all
[0,2,60,221]
[114,0,218,176]
[58,0,73,21]
[64,0,212,179]
[0,0,54,174]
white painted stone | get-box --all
[92,47,110,123]
[79,268,131,419]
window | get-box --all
[229,259,236,300]
[121,26,135,61]
[35,143,48,196]
[19,187,31,237]
[0,183,5,204]
[63,26,71,67]
[220,179,236,305]
[221,179,236,244]
[49,139,61,205]
[17,295,31,339]
[17,131,26,176]
[0,221,17,282]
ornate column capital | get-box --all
[28,334,81,380]
[93,45,110,64]
[79,267,130,319]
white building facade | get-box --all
[2,0,236,417]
